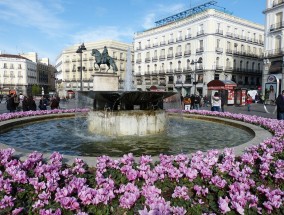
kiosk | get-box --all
[207,80,237,105]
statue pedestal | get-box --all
[92,72,119,91]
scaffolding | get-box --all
[154,1,232,27]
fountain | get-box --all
[82,46,176,136]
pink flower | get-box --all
[218,197,231,214]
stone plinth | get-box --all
[87,110,167,136]
[92,72,119,91]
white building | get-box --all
[0,54,37,95]
[55,40,132,98]
[263,0,284,98]
[134,4,264,97]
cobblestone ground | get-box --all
[0,99,277,119]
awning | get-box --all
[269,61,282,73]
[207,80,237,90]
[67,90,75,94]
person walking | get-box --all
[183,94,191,110]
[211,92,221,112]
[220,91,226,112]
[276,90,284,120]
[6,93,16,113]
[246,94,253,111]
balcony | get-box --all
[226,49,233,55]
[175,68,183,73]
[168,39,174,44]
[215,65,223,71]
[145,58,151,63]
[225,66,233,71]
[167,69,174,74]
[145,44,151,49]
[215,29,223,35]
[176,36,183,42]
[272,0,284,7]
[160,41,166,46]
[159,55,166,61]
[184,34,191,40]
[152,43,158,47]
[183,67,192,72]
[159,69,166,74]
[136,59,142,63]
[184,50,191,57]
[215,47,223,54]
[196,47,204,53]
[270,21,284,31]
[136,47,142,51]
[152,70,158,75]
[152,56,158,62]
[197,30,204,36]
[167,54,174,60]
[265,48,284,58]
[175,52,182,58]
[226,32,233,38]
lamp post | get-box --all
[76,43,87,91]
[190,58,203,95]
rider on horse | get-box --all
[101,46,108,64]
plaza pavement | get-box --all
[0,98,278,119]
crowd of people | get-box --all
[5,93,60,113]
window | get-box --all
[177,45,182,53]
[147,65,150,72]
[240,60,243,69]
[246,61,249,70]
[154,64,157,72]
[227,41,231,50]
[214,73,219,80]
[10,63,14,69]
[18,64,22,69]
[226,58,230,67]
[146,52,150,58]
[154,50,157,57]
[216,57,220,66]
[199,40,203,49]
[217,39,220,48]
[178,61,181,70]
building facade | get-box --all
[55,40,133,98]
[133,7,264,97]
[0,54,37,96]
[263,0,284,98]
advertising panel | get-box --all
[227,89,234,105]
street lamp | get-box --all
[190,58,203,95]
[76,43,87,91]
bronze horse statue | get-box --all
[91,48,118,73]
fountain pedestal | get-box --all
[92,72,119,91]
[87,110,167,136]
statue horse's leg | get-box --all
[106,62,110,73]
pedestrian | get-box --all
[6,93,16,113]
[183,94,191,110]
[0,94,3,103]
[38,96,49,110]
[28,96,37,111]
[246,94,253,111]
[193,94,201,110]
[50,97,59,110]
[13,94,20,111]
[220,91,226,112]
[211,92,221,112]
[275,90,284,120]
[22,96,29,111]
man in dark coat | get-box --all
[276,90,284,120]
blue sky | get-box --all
[0,0,265,64]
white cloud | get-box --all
[0,0,69,36]
[141,3,186,30]
[71,26,135,44]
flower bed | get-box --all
[0,110,283,214]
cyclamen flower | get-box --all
[172,186,189,200]
[0,195,15,209]
[12,207,24,215]
[211,175,227,188]
[171,206,187,215]
[218,197,231,214]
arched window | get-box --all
[226,58,230,68]
[252,62,255,71]
[240,60,243,69]
[246,61,249,70]
[147,65,150,72]
[216,57,220,66]
[187,59,191,69]
[178,61,181,70]
[138,66,141,73]
[154,64,157,72]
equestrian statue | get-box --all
[91,46,118,73]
